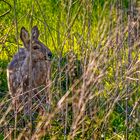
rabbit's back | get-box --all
[7,48,27,96]
[8,48,26,71]
[7,49,50,97]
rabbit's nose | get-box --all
[48,52,52,59]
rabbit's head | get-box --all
[20,26,52,61]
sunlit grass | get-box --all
[0,0,140,139]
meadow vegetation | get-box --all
[0,0,140,139]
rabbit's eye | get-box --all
[33,46,39,50]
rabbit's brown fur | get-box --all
[7,26,52,113]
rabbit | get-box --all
[7,26,52,115]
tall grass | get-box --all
[0,0,140,139]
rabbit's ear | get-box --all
[20,27,29,48]
[31,26,39,40]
